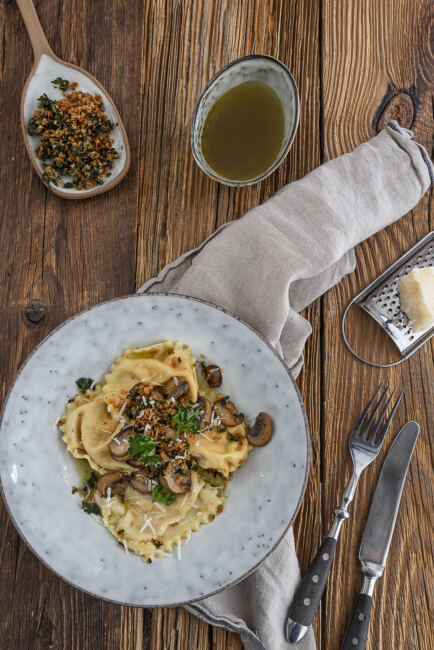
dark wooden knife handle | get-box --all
[341,593,373,650]
[287,536,337,627]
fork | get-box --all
[285,382,403,643]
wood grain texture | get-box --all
[0,0,432,649]
[321,1,433,649]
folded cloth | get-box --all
[138,121,433,649]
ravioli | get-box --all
[188,422,250,476]
[59,341,266,563]
[102,342,198,416]
[59,391,132,472]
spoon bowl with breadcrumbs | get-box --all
[17,0,130,199]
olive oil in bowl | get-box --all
[191,55,299,185]
[201,81,285,182]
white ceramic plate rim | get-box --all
[0,293,310,606]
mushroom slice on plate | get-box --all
[204,364,222,387]
[129,472,152,494]
[247,412,273,446]
[109,424,135,461]
[96,471,128,497]
[149,389,164,402]
[127,457,146,469]
[128,382,143,399]
[197,395,212,427]
[164,462,191,494]
[163,377,189,401]
[213,397,244,427]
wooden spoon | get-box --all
[17,0,130,199]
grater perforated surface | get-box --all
[357,231,434,358]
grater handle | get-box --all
[341,300,409,368]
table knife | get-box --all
[341,421,420,650]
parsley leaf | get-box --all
[76,377,94,392]
[81,501,101,515]
[86,471,99,489]
[152,485,176,505]
[52,77,71,91]
[128,433,161,466]
[172,404,201,435]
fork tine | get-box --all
[351,381,385,436]
[361,383,390,438]
[367,386,397,441]
[374,389,404,447]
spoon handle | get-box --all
[16,0,54,60]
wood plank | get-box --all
[0,0,144,648]
[321,1,433,649]
[134,0,322,647]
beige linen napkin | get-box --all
[138,122,433,649]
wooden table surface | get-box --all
[0,1,432,649]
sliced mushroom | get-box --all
[129,472,151,494]
[197,395,212,427]
[213,396,244,427]
[128,382,142,399]
[149,389,164,402]
[96,472,128,497]
[163,377,189,401]
[246,412,273,447]
[109,425,135,461]
[127,457,146,469]
[163,462,191,494]
[204,364,222,387]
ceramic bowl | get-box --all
[191,55,299,186]
[0,294,309,606]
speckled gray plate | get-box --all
[0,294,309,607]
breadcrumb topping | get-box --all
[27,77,119,190]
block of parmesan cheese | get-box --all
[398,266,434,331]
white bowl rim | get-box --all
[0,292,310,606]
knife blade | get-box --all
[341,421,420,650]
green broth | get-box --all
[201,81,285,181]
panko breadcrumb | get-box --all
[27,77,119,190]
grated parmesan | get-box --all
[118,401,127,418]
[177,541,182,560]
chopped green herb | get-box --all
[153,540,163,548]
[227,431,241,441]
[75,377,94,392]
[26,85,119,189]
[177,357,182,363]
[81,501,101,515]
[152,485,176,505]
[52,77,71,91]
[128,433,161,466]
[71,487,78,494]
[172,404,201,435]
[117,529,125,535]
[217,426,227,433]
[86,471,99,489]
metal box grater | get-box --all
[342,231,434,367]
